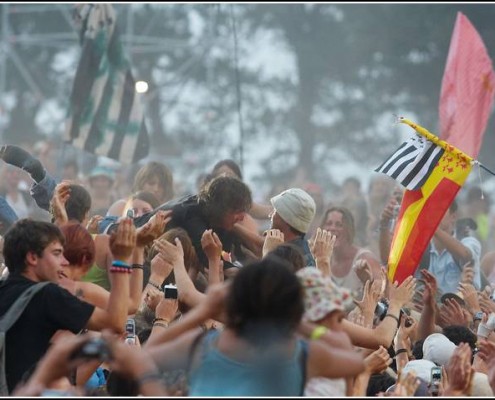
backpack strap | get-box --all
[0,282,50,331]
[298,339,308,396]
[185,328,209,378]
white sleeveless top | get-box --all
[331,248,374,296]
[304,377,346,397]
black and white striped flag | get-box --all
[65,4,149,164]
[375,134,445,191]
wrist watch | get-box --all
[474,311,484,322]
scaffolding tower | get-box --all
[0,3,192,143]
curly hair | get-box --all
[198,176,252,223]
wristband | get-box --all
[131,264,144,270]
[153,317,170,324]
[310,326,328,340]
[384,313,400,326]
[148,281,163,291]
[153,322,169,329]
[112,260,130,268]
[395,348,408,356]
[135,371,163,387]
[477,323,492,339]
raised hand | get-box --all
[438,299,470,328]
[144,290,163,312]
[50,181,71,225]
[136,210,171,247]
[355,259,373,285]
[458,282,481,315]
[393,371,421,397]
[152,237,185,272]
[354,279,381,326]
[309,228,336,264]
[444,343,474,395]
[109,218,136,262]
[364,346,392,374]
[479,292,495,315]
[201,229,223,261]
[86,215,103,234]
[389,276,416,308]
[262,229,284,257]
[149,249,174,283]
[477,339,495,394]
[460,263,475,285]
[420,269,438,306]
[155,297,179,325]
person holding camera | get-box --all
[0,217,136,394]
[12,331,168,396]
[234,187,318,267]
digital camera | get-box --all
[69,337,112,362]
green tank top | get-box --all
[81,264,111,291]
[80,234,111,290]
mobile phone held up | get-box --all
[126,209,135,219]
[164,284,178,299]
[125,318,136,345]
[430,366,442,396]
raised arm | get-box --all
[342,276,416,349]
[201,229,224,285]
[232,222,264,257]
[308,228,335,277]
[85,218,136,333]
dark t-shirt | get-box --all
[164,196,239,268]
[136,195,241,271]
[0,275,95,392]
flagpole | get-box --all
[399,117,473,164]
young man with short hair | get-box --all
[0,218,135,393]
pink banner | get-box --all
[439,12,495,158]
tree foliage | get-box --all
[2,4,495,189]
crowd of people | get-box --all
[1,141,495,396]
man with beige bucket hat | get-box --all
[233,187,318,266]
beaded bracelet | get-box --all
[110,266,132,274]
[148,281,163,291]
[112,260,130,268]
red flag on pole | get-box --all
[439,12,495,158]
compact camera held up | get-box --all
[163,284,178,299]
[69,337,113,362]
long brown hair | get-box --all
[320,206,356,244]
